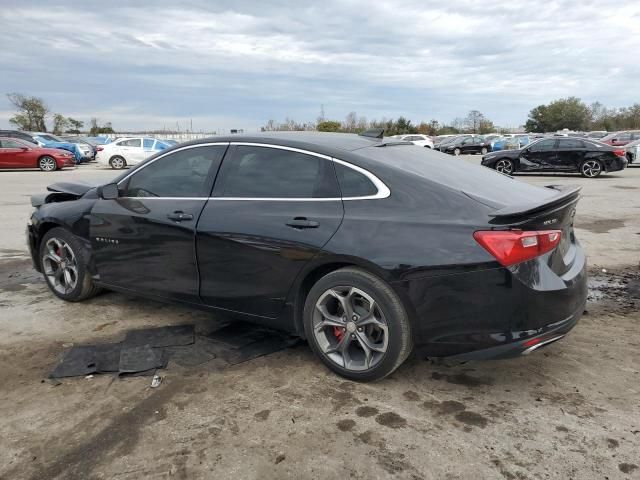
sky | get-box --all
[1,0,639,132]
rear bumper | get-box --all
[397,247,588,359]
[444,305,583,360]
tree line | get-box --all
[262,110,499,136]
[6,91,640,137]
[524,97,640,133]
[6,93,114,135]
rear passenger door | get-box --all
[196,144,344,319]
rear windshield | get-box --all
[359,145,555,207]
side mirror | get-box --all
[97,183,119,200]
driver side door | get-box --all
[519,139,557,171]
[90,143,228,302]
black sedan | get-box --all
[481,137,628,177]
[439,135,490,156]
[27,132,587,381]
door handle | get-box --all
[286,217,319,229]
[167,211,193,221]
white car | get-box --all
[394,134,434,148]
[96,137,169,169]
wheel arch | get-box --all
[286,256,417,339]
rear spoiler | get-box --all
[489,185,581,218]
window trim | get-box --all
[116,142,390,201]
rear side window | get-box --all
[219,146,339,198]
[118,139,142,147]
[143,138,154,149]
[558,139,585,149]
[334,163,377,197]
[124,145,226,198]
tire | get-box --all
[495,158,515,175]
[453,148,461,156]
[39,227,101,302]
[38,156,57,172]
[303,267,412,382]
[580,159,603,178]
[109,156,126,169]
[480,147,488,155]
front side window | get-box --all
[123,145,227,198]
[0,139,24,148]
[529,139,556,152]
[219,146,339,198]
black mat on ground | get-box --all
[119,344,166,375]
[124,325,195,348]
[49,323,299,379]
[50,343,122,378]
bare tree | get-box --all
[7,93,49,131]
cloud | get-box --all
[0,0,639,131]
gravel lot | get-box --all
[1,158,639,479]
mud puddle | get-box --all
[587,267,639,314]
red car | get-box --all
[600,130,640,147]
[0,137,75,171]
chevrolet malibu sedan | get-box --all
[0,137,75,171]
[27,132,587,381]
[482,137,627,177]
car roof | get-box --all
[175,132,395,155]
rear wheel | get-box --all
[39,227,101,302]
[580,159,603,178]
[303,267,412,382]
[453,148,461,156]
[38,156,57,172]
[481,147,488,155]
[109,156,126,169]
[495,158,515,175]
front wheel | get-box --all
[38,156,57,172]
[480,147,488,155]
[495,158,515,175]
[303,267,412,382]
[453,148,461,156]
[39,227,101,302]
[580,159,603,178]
[109,156,126,169]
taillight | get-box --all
[473,230,562,267]
[613,149,625,157]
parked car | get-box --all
[600,130,640,146]
[586,131,607,139]
[440,135,490,155]
[0,137,75,171]
[0,129,40,145]
[27,132,587,381]
[491,135,530,151]
[481,137,627,177]
[96,137,170,169]
[434,134,470,150]
[30,133,86,164]
[59,136,97,161]
[392,134,434,148]
[624,139,640,164]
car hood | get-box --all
[486,149,520,157]
[47,181,97,196]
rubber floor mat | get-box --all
[119,344,166,375]
[124,325,195,348]
[50,343,122,378]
